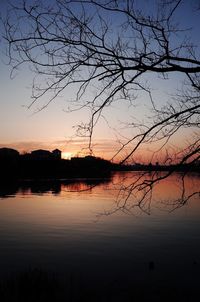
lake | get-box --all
[0,171,200,301]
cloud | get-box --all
[0,138,121,159]
[0,138,168,163]
[0,141,47,152]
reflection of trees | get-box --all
[30,181,62,195]
[104,172,200,215]
[0,178,112,198]
[0,182,18,198]
[62,177,112,192]
[4,0,200,210]
[0,173,199,213]
[161,174,200,212]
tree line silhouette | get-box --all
[0,147,199,182]
[0,147,115,180]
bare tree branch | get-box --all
[3,0,200,212]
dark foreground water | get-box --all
[0,172,200,301]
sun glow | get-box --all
[62,152,73,159]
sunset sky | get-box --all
[0,0,199,162]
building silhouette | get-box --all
[30,149,62,160]
[0,147,19,159]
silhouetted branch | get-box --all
[3,0,200,212]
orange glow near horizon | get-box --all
[0,1,199,170]
[0,129,193,164]
[0,138,190,164]
[62,152,74,159]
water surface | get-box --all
[0,172,200,298]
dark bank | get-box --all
[0,147,199,181]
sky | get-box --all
[0,0,199,162]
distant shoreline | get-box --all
[0,147,199,181]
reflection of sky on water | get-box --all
[0,172,200,289]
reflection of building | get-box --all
[31,149,62,160]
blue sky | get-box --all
[0,0,199,161]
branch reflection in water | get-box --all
[105,171,200,215]
[0,172,200,301]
